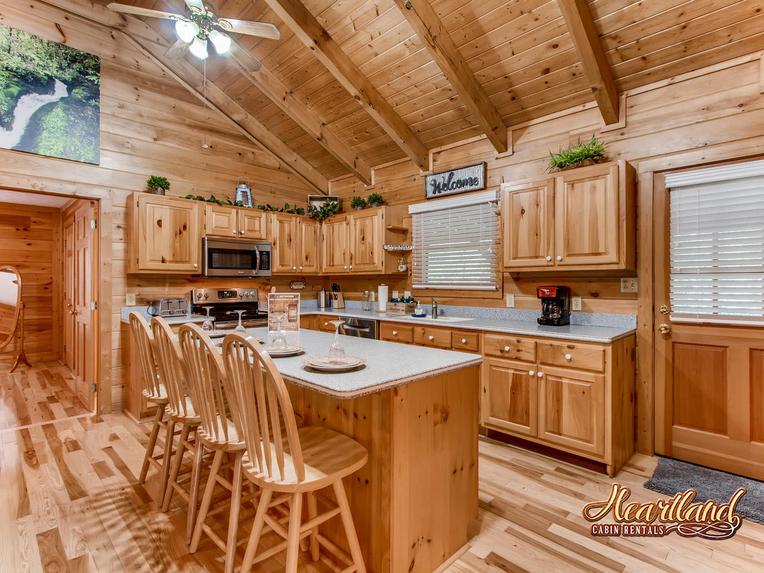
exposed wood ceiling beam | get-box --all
[38,0,329,193]
[393,0,508,154]
[228,41,374,184]
[557,0,620,125]
[261,0,430,171]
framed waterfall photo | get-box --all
[0,23,100,164]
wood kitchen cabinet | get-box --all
[127,192,202,274]
[348,208,383,272]
[502,161,635,272]
[321,215,350,273]
[205,204,267,239]
[270,213,320,274]
[483,358,537,437]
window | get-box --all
[410,190,499,290]
[667,160,764,325]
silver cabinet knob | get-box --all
[529,370,535,376]
[349,265,353,270]
[564,353,572,361]
[502,345,510,352]
[428,335,434,341]
[556,255,563,262]
[461,338,467,344]
[545,255,552,262]
[344,265,348,269]
[193,263,198,268]
[537,372,544,378]
[392,330,398,335]
[292,266,297,270]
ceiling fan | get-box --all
[107,0,280,60]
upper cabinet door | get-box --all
[554,163,619,267]
[349,208,383,273]
[299,218,321,273]
[270,213,298,273]
[321,216,349,273]
[205,204,238,238]
[238,210,267,240]
[502,180,554,268]
[132,194,201,273]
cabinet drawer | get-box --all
[318,316,338,332]
[483,334,536,362]
[380,322,414,344]
[413,326,452,349]
[452,330,480,352]
[537,341,605,372]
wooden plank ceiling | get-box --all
[111,0,764,183]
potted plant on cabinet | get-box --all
[367,192,385,207]
[308,200,340,221]
[549,135,607,172]
[146,175,170,195]
[351,196,367,210]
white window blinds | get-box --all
[410,190,499,290]
[667,160,764,325]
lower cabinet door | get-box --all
[537,366,605,456]
[482,358,537,437]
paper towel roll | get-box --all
[377,284,388,312]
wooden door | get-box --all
[299,218,320,273]
[554,163,619,267]
[348,209,383,273]
[270,213,298,273]
[205,204,238,238]
[238,210,267,239]
[482,358,537,437]
[502,180,554,269]
[537,366,604,456]
[321,216,349,273]
[655,176,764,479]
[133,194,201,273]
[71,202,97,410]
[63,219,75,371]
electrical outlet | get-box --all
[571,296,582,311]
[505,294,515,308]
[125,293,136,306]
[620,278,639,293]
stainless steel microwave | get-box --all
[202,238,272,277]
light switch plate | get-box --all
[505,294,515,308]
[125,293,137,306]
[620,278,639,293]
[571,296,582,311]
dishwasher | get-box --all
[339,317,378,339]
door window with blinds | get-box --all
[667,160,764,325]
[409,190,499,290]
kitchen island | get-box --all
[244,328,482,573]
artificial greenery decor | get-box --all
[147,175,170,194]
[351,196,367,210]
[549,135,606,171]
[367,192,385,206]
[182,193,247,207]
[256,202,306,215]
[308,200,340,221]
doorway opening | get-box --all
[0,188,100,426]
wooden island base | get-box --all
[287,364,480,573]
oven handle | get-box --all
[341,325,372,334]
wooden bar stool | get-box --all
[222,333,369,573]
[151,317,201,541]
[178,323,248,573]
[127,312,171,496]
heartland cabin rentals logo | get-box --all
[583,484,747,540]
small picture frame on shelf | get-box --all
[307,194,342,211]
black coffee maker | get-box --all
[537,286,571,326]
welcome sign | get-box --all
[425,162,486,199]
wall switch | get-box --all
[620,278,639,293]
[125,293,137,306]
[571,296,582,311]
[505,294,515,308]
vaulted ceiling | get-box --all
[102,0,764,188]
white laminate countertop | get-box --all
[237,327,482,399]
[303,309,635,343]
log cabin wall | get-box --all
[330,52,764,317]
[0,0,314,410]
[0,202,62,366]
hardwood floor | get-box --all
[0,366,762,572]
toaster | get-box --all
[147,297,189,317]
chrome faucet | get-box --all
[431,297,439,319]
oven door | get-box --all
[203,238,265,277]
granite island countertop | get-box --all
[238,327,482,399]
[302,308,635,343]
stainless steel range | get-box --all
[191,288,268,330]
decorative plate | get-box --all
[303,355,365,372]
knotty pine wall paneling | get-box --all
[0,0,312,411]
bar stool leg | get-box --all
[139,405,164,484]
[240,488,272,573]
[162,423,190,512]
[223,452,243,573]
[189,449,224,551]
[306,492,320,561]
[285,492,303,573]
[186,439,205,544]
[158,416,175,507]
[333,480,367,573]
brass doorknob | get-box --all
[659,323,671,335]
[659,304,670,315]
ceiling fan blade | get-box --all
[107,3,184,21]
[184,0,205,9]
[218,19,280,40]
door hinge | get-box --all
[90,219,97,230]
[90,301,98,311]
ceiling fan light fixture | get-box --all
[189,36,209,60]
[209,30,231,54]
[175,19,198,43]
